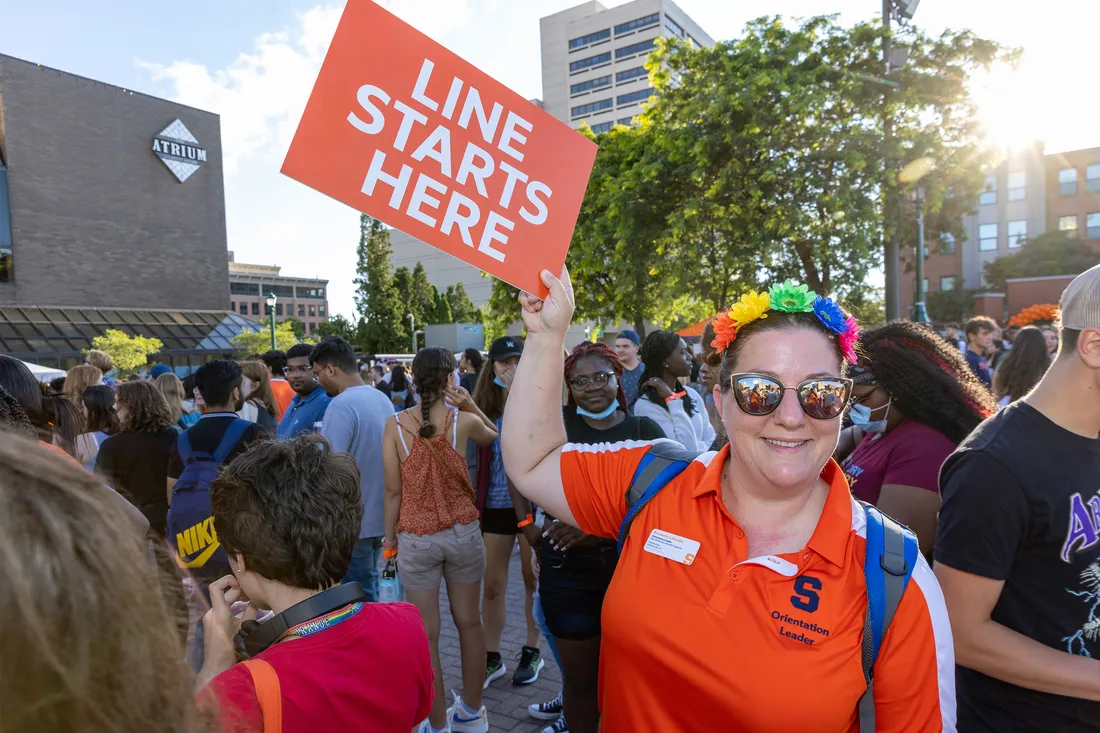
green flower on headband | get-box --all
[768,280,817,313]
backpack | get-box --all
[166,419,251,581]
[616,441,919,733]
[243,659,282,733]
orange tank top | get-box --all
[394,410,480,536]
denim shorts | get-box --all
[397,520,485,591]
[538,544,618,641]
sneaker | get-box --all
[512,645,545,685]
[528,691,563,721]
[416,719,450,733]
[483,652,506,689]
[542,715,569,733]
[448,692,489,733]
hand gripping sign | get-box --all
[282,0,599,296]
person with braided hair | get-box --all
[633,330,715,451]
[837,321,996,556]
[0,384,37,440]
[382,346,500,733]
[310,336,394,601]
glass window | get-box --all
[251,302,259,316]
[664,15,685,38]
[571,98,613,119]
[1007,171,1025,201]
[1059,167,1077,196]
[309,304,316,317]
[1088,165,1100,192]
[230,282,259,296]
[616,66,648,84]
[1059,215,1079,237]
[979,175,996,206]
[617,87,654,106]
[568,28,610,50]
[274,303,283,317]
[1007,220,1027,248]
[569,52,611,73]
[615,13,659,35]
[591,121,613,133]
[239,302,248,315]
[570,75,611,95]
[0,150,12,284]
[267,285,295,298]
[615,38,657,59]
[941,233,956,254]
[1088,213,1100,240]
[319,305,326,317]
[297,304,305,317]
[618,116,634,125]
[979,223,998,251]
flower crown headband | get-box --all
[710,280,861,365]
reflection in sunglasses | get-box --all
[731,374,852,420]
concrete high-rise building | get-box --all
[540,0,714,131]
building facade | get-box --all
[540,0,714,132]
[388,229,492,308]
[228,256,330,336]
[0,54,258,370]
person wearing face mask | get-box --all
[633,330,716,451]
[471,335,544,689]
[502,272,955,732]
[837,322,996,556]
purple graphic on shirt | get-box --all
[1061,492,1100,563]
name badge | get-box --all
[643,528,700,566]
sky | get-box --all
[3,0,1097,319]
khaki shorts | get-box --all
[397,520,485,591]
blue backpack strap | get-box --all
[212,419,252,464]
[616,442,701,553]
[177,428,194,464]
[858,501,919,733]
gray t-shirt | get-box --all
[319,385,393,539]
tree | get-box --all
[315,314,356,342]
[483,277,521,342]
[354,215,408,353]
[983,231,1098,291]
[87,330,163,374]
[926,288,977,324]
[408,262,437,327]
[231,319,299,355]
[446,283,479,323]
[283,316,306,340]
[428,287,454,324]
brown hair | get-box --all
[82,385,119,435]
[154,373,186,424]
[0,435,213,732]
[118,381,175,435]
[712,311,849,392]
[63,364,103,407]
[964,316,997,337]
[0,356,82,454]
[84,349,114,373]
[241,361,278,417]
[411,347,456,438]
[994,326,1051,403]
[472,361,508,421]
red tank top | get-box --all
[394,410,480,536]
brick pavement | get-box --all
[436,544,562,733]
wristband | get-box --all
[383,548,398,559]
[665,391,687,404]
[517,514,535,529]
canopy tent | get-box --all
[19,359,65,382]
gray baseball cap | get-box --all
[1060,264,1100,330]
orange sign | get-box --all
[282,0,599,296]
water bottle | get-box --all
[379,558,403,603]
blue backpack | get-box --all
[166,419,251,582]
[616,442,919,733]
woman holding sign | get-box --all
[501,269,956,733]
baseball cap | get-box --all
[1060,264,1100,330]
[488,336,524,361]
[848,362,877,387]
[150,364,172,378]
[618,329,641,345]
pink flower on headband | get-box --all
[839,316,861,365]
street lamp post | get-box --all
[407,313,416,353]
[266,293,277,349]
[912,187,931,323]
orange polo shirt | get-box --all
[561,441,955,733]
[269,378,294,419]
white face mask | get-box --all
[850,400,892,434]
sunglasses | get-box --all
[730,373,853,420]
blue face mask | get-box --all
[849,401,891,434]
[493,376,509,390]
[577,399,620,421]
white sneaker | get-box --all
[416,718,450,733]
[448,692,489,733]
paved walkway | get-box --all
[437,545,562,733]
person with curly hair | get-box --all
[382,346,499,733]
[993,326,1051,408]
[836,321,996,555]
[633,330,715,451]
[0,385,37,440]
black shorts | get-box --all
[538,544,618,641]
[480,507,518,535]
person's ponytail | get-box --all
[411,347,456,439]
[418,394,435,438]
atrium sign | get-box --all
[152,119,207,183]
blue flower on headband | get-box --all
[812,296,847,334]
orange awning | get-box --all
[677,318,709,338]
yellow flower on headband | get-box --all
[711,291,771,352]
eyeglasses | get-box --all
[282,365,313,376]
[569,372,614,390]
[730,373,853,420]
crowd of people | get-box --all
[0,263,1098,733]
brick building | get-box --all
[228,256,329,336]
[0,54,258,370]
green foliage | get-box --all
[446,283,479,323]
[87,329,163,374]
[283,316,306,340]
[482,277,521,342]
[231,320,299,355]
[429,287,454,324]
[354,215,408,353]
[314,314,356,342]
[926,288,976,324]
[408,263,437,327]
[983,231,1098,291]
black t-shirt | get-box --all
[460,371,479,395]
[167,414,265,480]
[935,401,1100,731]
[96,428,178,535]
[374,380,392,399]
